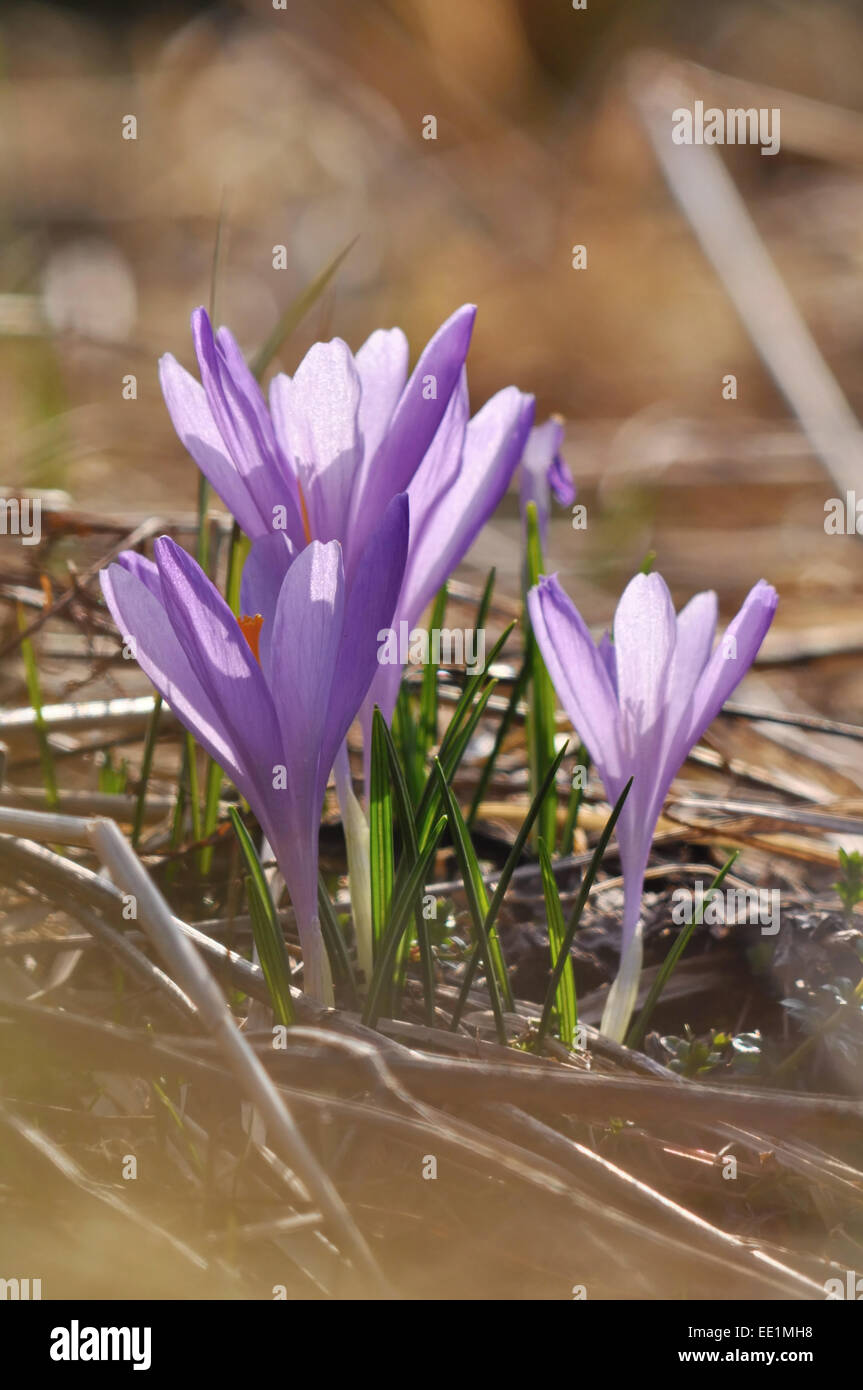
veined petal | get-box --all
[159,354,265,540]
[267,540,345,936]
[612,572,676,764]
[686,580,778,747]
[152,536,283,816]
[269,339,362,546]
[661,589,718,759]
[100,561,245,791]
[528,575,624,788]
[355,326,409,464]
[114,548,161,601]
[519,416,569,542]
[325,492,410,781]
[405,368,469,545]
[268,539,345,801]
[191,308,303,543]
[347,304,476,555]
[399,386,534,626]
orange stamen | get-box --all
[297,479,313,545]
[239,613,264,663]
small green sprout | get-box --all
[833,848,863,920]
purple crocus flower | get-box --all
[100,494,409,1005]
[159,305,535,751]
[528,570,778,1040]
[519,415,576,545]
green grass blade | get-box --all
[433,760,508,1042]
[369,708,394,953]
[626,850,739,1050]
[317,876,359,1008]
[418,583,448,762]
[229,807,294,1026]
[539,837,577,1047]
[245,875,295,1027]
[451,740,568,1029]
[535,776,633,1048]
[415,677,498,850]
[467,658,528,827]
[251,237,358,380]
[362,816,447,1027]
[378,708,435,1022]
[475,565,496,637]
[524,502,557,850]
[559,744,590,854]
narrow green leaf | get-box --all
[539,837,577,1048]
[416,677,498,850]
[524,502,557,850]
[251,237,358,380]
[363,816,447,1027]
[467,658,528,827]
[317,875,359,1008]
[418,583,448,762]
[229,807,294,1026]
[378,707,435,1022]
[225,520,249,617]
[626,850,739,1050]
[245,875,295,1027]
[559,744,590,855]
[474,566,496,637]
[369,709,394,952]
[535,776,633,1049]
[451,739,569,1030]
[433,760,508,1043]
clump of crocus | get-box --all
[518,415,576,544]
[159,304,535,755]
[528,571,778,1041]
[160,304,534,976]
[100,495,409,1005]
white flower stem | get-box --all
[302,914,334,1006]
[600,925,643,1043]
[334,742,374,986]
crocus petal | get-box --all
[686,580,778,747]
[159,354,265,540]
[660,589,718,765]
[528,575,623,788]
[399,386,535,626]
[100,561,245,791]
[191,308,303,544]
[268,539,345,803]
[347,304,477,556]
[612,572,677,760]
[328,492,410,780]
[548,451,576,507]
[152,535,283,819]
[113,549,161,601]
[519,417,565,541]
[263,539,345,938]
[269,339,362,548]
[404,367,470,543]
[354,326,409,464]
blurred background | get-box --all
[5,0,863,702]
